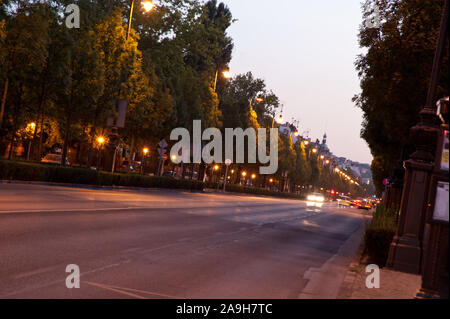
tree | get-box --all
[354,0,449,194]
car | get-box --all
[353,198,372,210]
[41,153,70,166]
[162,171,177,178]
[307,192,325,202]
[337,195,353,207]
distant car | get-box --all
[307,192,325,202]
[162,171,177,178]
[41,153,70,166]
[337,195,353,207]
[353,198,372,210]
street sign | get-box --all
[161,154,168,161]
[157,148,166,156]
[158,139,168,150]
[432,181,449,223]
[225,159,232,166]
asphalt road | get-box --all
[0,183,368,299]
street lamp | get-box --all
[312,148,318,154]
[213,69,232,92]
[26,122,37,160]
[96,136,106,170]
[141,147,150,174]
[97,136,105,145]
[142,1,155,12]
[222,71,232,79]
[127,1,155,40]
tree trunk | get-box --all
[0,78,9,127]
[87,125,97,168]
[31,82,47,160]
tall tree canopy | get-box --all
[354,0,449,194]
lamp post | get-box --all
[26,122,36,161]
[213,69,232,92]
[141,147,149,174]
[96,137,105,170]
[127,1,155,41]
[387,0,449,280]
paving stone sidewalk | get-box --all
[337,247,422,299]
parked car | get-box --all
[41,153,70,166]
[162,171,177,178]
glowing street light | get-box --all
[222,70,232,79]
[142,1,155,12]
[214,164,220,171]
[97,136,105,145]
[303,140,310,146]
[269,178,274,183]
[242,171,247,177]
[320,155,325,160]
[143,147,149,155]
[312,148,318,154]
[251,174,257,179]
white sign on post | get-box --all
[433,181,449,223]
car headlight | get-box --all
[317,196,325,202]
[307,195,316,201]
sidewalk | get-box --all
[337,245,422,299]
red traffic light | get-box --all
[331,189,336,195]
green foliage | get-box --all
[205,182,306,200]
[364,204,397,267]
[354,0,449,194]
[0,159,205,191]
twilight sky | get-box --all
[221,0,373,164]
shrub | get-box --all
[364,204,397,267]
[205,182,305,200]
[0,159,204,191]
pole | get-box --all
[111,146,117,173]
[213,69,218,92]
[127,0,135,41]
[97,145,103,171]
[425,0,449,108]
[27,140,32,161]
[223,165,229,192]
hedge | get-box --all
[0,159,307,200]
[0,159,205,191]
[205,182,306,200]
[363,204,397,267]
